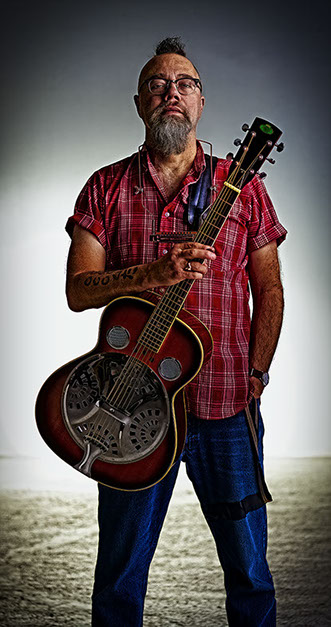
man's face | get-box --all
[134,53,205,137]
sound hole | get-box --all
[158,357,182,381]
[106,326,130,349]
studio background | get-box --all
[1,0,330,481]
[1,2,331,626]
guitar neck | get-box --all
[193,183,240,246]
[136,184,240,354]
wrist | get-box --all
[249,367,270,387]
[142,259,167,290]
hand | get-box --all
[147,242,216,287]
[249,376,265,399]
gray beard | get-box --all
[148,108,193,157]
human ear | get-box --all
[134,94,142,118]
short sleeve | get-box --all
[65,171,107,249]
[246,176,287,253]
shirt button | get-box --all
[164,211,170,218]
[162,249,168,255]
[159,287,165,293]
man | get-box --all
[66,37,286,626]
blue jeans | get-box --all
[92,402,276,626]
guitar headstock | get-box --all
[227,117,283,189]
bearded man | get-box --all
[65,37,286,627]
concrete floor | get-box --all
[0,458,330,626]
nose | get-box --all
[164,81,180,100]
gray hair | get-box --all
[153,36,201,81]
[154,37,187,57]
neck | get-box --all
[145,136,198,201]
[145,133,198,173]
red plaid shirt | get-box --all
[66,142,287,419]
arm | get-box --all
[66,225,216,312]
[247,240,284,398]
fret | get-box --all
[200,217,225,233]
[140,323,169,343]
[174,283,190,297]
[214,198,237,209]
[143,319,171,339]
[136,336,161,352]
[197,232,215,242]
[206,219,224,230]
[198,225,219,241]
[149,316,171,331]
[151,303,180,324]
[155,300,180,316]
[148,302,182,329]
[139,313,179,346]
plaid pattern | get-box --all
[66,142,287,419]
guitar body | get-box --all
[36,292,213,490]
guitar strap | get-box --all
[187,159,273,505]
[245,400,273,504]
[187,155,219,231]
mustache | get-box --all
[151,103,190,123]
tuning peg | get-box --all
[242,123,250,132]
[259,172,267,179]
[233,138,242,146]
[226,152,234,160]
[276,142,284,152]
[267,157,276,164]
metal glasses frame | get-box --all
[138,76,202,95]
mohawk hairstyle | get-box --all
[154,37,187,57]
[153,36,201,82]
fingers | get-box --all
[249,376,264,399]
[186,243,216,258]
[183,259,209,276]
[176,243,216,278]
[176,242,215,254]
[174,243,216,262]
[152,242,216,287]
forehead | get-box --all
[138,54,199,88]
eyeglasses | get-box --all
[139,76,202,96]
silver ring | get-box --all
[184,261,192,271]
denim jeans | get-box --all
[92,402,276,626]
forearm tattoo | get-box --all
[83,266,138,287]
